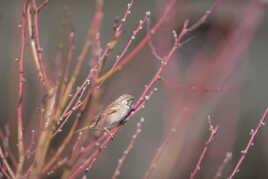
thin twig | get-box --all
[0,146,15,179]
[228,107,268,179]
[112,118,144,179]
[190,124,219,179]
[32,0,50,87]
[69,0,222,176]
[16,0,27,176]
[26,3,48,89]
[99,0,135,64]
[96,0,178,84]
[56,0,103,119]
[37,0,50,12]
[110,13,149,69]
[69,89,156,178]
[142,0,223,177]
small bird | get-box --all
[77,94,135,138]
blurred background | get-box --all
[0,0,268,178]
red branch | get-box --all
[116,0,135,33]
[228,107,268,179]
[53,85,89,136]
[32,0,50,86]
[68,0,222,177]
[56,0,174,133]
[59,9,148,133]
[64,0,223,177]
[98,0,134,63]
[69,89,156,178]
[190,125,220,179]
[16,0,27,176]
[143,0,223,177]
[70,18,185,179]
[37,0,50,12]
[111,13,149,69]
[112,118,144,179]
[96,0,178,84]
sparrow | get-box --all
[77,94,135,138]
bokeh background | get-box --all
[0,0,268,178]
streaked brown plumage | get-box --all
[77,94,135,137]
